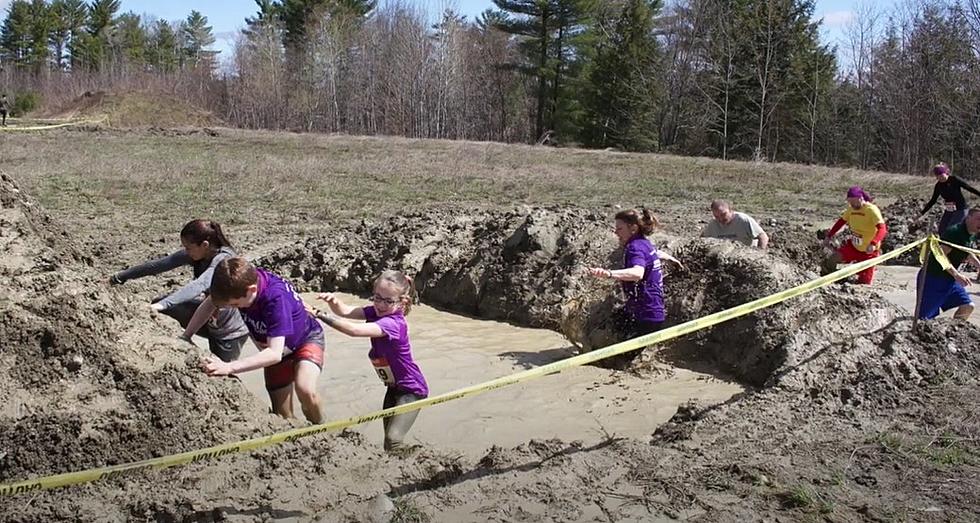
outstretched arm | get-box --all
[311,307,384,338]
[315,293,365,320]
[920,184,942,216]
[112,250,190,284]
[587,265,645,282]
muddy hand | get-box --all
[587,267,612,279]
[201,355,232,376]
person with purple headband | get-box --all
[821,186,888,285]
[915,163,980,234]
[308,270,428,453]
[587,208,670,341]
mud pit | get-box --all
[2,173,980,522]
[231,293,742,455]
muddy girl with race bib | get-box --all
[821,186,888,285]
[182,257,326,424]
[309,270,428,453]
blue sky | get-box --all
[0,0,881,63]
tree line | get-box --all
[3,0,980,177]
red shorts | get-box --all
[838,242,878,263]
[264,342,325,391]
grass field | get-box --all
[0,127,926,251]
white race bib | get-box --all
[851,235,863,248]
[945,202,958,212]
[371,357,396,385]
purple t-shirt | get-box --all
[621,236,666,324]
[240,269,323,350]
[363,306,428,397]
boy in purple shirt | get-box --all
[309,270,428,452]
[588,208,671,338]
[183,257,326,423]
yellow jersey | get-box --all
[841,202,885,251]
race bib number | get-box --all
[851,235,863,248]
[945,202,958,212]
[371,357,395,385]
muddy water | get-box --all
[234,293,743,456]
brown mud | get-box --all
[1,177,978,522]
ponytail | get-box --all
[614,207,659,237]
[180,219,234,250]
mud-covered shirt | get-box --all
[240,269,322,350]
[926,223,977,279]
[922,176,980,213]
[363,306,428,397]
[621,236,665,324]
[701,212,765,246]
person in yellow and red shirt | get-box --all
[820,186,888,284]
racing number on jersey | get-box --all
[371,357,395,385]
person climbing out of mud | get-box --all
[183,257,327,424]
[587,208,673,340]
[821,186,888,285]
[307,270,428,453]
[916,207,980,321]
[701,199,769,248]
[0,94,9,127]
[109,219,249,362]
[915,163,980,234]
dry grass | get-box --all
[0,127,926,248]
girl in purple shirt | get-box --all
[588,208,675,340]
[310,270,428,453]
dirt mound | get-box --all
[881,196,936,265]
[0,172,281,514]
[261,206,689,331]
[43,90,223,128]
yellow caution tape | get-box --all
[0,117,105,132]
[0,237,927,497]
[938,238,980,257]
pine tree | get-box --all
[580,0,662,151]
[182,10,217,68]
[491,0,594,142]
[113,11,146,66]
[147,19,179,72]
[0,1,34,67]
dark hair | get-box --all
[614,208,659,236]
[180,219,233,249]
[933,162,950,176]
[375,270,417,315]
[210,257,257,303]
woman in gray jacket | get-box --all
[110,219,249,361]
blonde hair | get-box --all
[375,270,417,315]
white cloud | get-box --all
[821,10,855,28]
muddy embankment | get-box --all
[2,176,978,521]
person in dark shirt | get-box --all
[916,163,980,233]
[916,207,980,321]
[0,94,10,127]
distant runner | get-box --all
[915,163,980,234]
[0,94,9,127]
[821,186,888,285]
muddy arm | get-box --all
[113,250,191,283]
[182,296,217,340]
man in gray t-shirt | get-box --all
[701,199,769,248]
